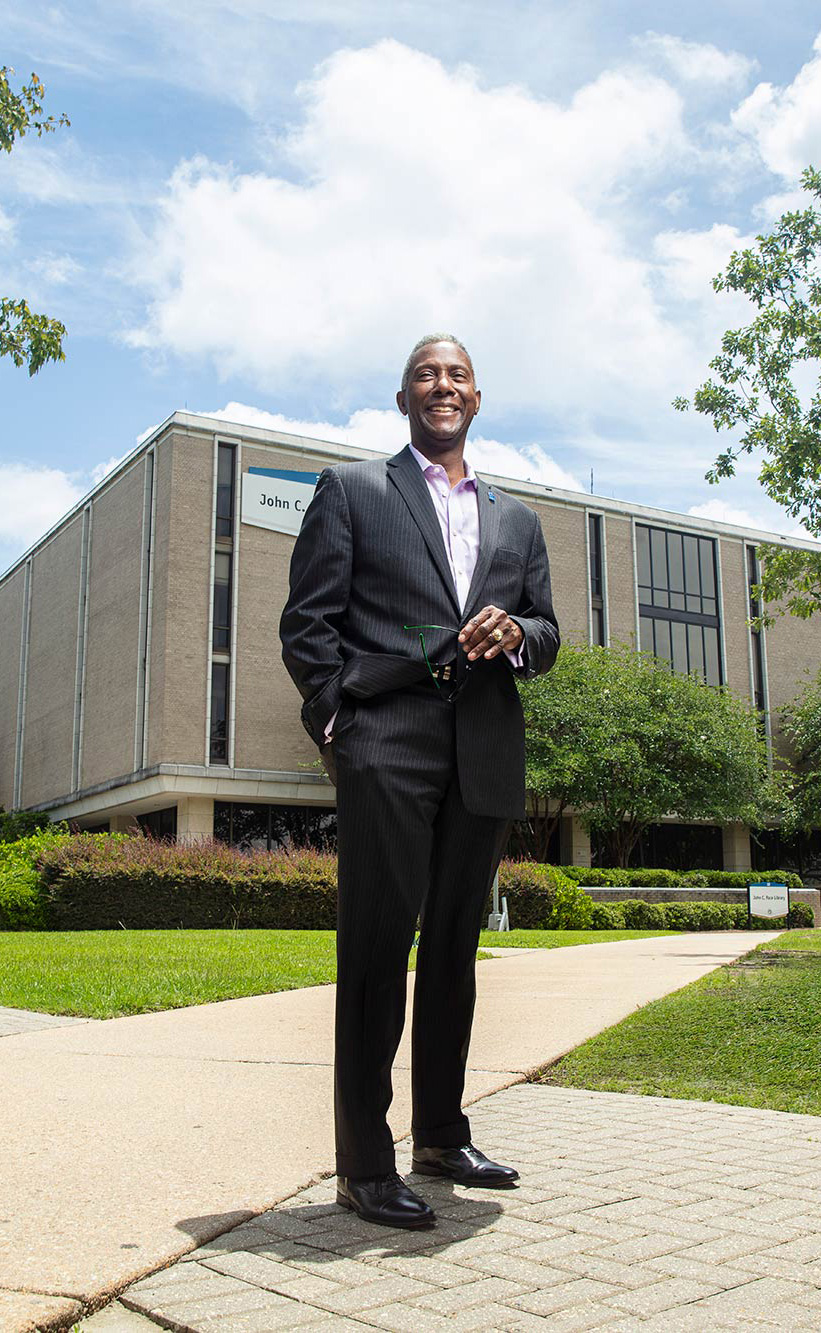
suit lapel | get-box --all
[386,447,460,616]
[461,476,502,623]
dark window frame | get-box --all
[210,661,230,764]
[637,523,723,684]
[588,512,606,646]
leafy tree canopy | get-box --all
[0,65,69,375]
[519,643,778,867]
[780,670,821,834]
[674,166,821,624]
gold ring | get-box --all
[491,626,504,643]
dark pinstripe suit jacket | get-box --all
[279,445,560,818]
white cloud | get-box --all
[636,33,756,88]
[0,464,86,552]
[687,498,821,543]
[89,454,129,485]
[199,401,583,490]
[0,454,132,571]
[732,32,821,177]
[28,253,83,285]
[127,40,693,427]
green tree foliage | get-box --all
[519,644,775,867]
[0,66,69,375]
[674,166,821,623]
[781,671,821,833]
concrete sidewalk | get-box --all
[0,932,778,1330]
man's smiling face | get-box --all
[396,341,480,454]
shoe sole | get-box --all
[335,1192,436,1228]
[411,1160,520,1187]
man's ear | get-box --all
[396,390,408,416]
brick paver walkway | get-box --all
[117,1084,821,1331]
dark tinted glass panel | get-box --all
[668,533,684,593]
[216,445,236,539]
[703,627,720,685]
[588,514,603,598]
[636,525,651,593]
[137,806,178,839]
[210,661,229,763]
[687,622,704,677]
[654,618,672,663]
[214,802,338,852]
[213,550,232,651]
[650,528,668,588]
[671,620,688,674]
[592,606,604,646]
[640,615,654,653]
[683,536,700,595]
[699,539,716,598]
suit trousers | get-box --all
[331,685,511,1179]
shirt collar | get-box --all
[408,442,477,487]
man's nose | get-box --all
[434,370,456,394]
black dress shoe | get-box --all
[412,1143,519,1187]
[336,1172,436,1229]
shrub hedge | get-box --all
[38,836,338,930]
[561,865,804,890]
[587,898,814,931]
[0,833,813,933]
[0,830,69,929]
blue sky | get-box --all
[2,1,821,572]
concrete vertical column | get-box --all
[109,813,140,833]
[569,815,591,868]
[176,796,215,843]
[722,822,752,872]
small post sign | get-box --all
[747,880,790,928]
[241,467,319,536]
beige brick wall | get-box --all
[153,431,218,764]
[21,520,82,807]
[145,436,173,768]
[234,444,339,774]
[604,515,638,649]
[761,586,821,753]
[80,460,146,788]
[717,536,753,701]
[0,568,25,807]
[533,499,588,646]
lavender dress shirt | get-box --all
[324,445,522,740]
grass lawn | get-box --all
[0,928,674,1019]
[538,930,821,1117]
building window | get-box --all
[588,513,605,646]
[747,546,766,712]
[210,661,229,763]
[214,801,338,851]
[636,525,722,684]
[137,806,178,839]
[213,551,232,651]
[216,443,236,539]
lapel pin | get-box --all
[488,489,496,503]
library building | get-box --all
[1,410,819,879]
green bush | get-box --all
[0,806,54,844]
[618,899,668,929]
[548,882,594,929]
[494,861,576,928]
[589,901,625,929]
[561,865,803,890]
[0,830,70,929]
[38,836,338,930]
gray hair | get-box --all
[400,333,475,393]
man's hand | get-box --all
[458,606,525,661]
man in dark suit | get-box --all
[280,335,559,1228]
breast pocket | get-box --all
[493,547,524,569]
